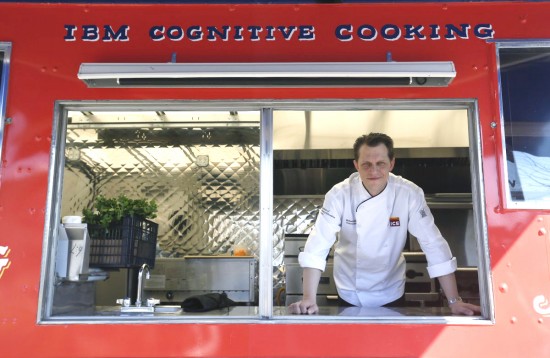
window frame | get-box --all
[39,99,493,325]
[496,40,550,210]
[0,42,11,176]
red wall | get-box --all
[0,2,549,357]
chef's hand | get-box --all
[449,301,481,316]
[288,297,319,315]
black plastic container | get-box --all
[88,215,158,269]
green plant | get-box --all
[82,195,158,228]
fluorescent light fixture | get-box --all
[78,61,456,88]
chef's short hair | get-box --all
[353,133,395,161]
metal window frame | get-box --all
[0,42,11,177]
[496,40,550,210]
[39,99,492,325]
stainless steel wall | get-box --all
[62,126,262,258]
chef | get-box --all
[288,132,481,315]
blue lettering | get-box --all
[66,22,494,43]
[404,25,426,40]
[102,25,130,42]
[381,24,401,41]
[445,24,470,39]
[474,24,494,39]
[335,24,353,41]
[64,25,77,41]
[429,24,441,39]
[357,24,377,41]
[207,26,229,41]
[298,25,315,40]
[167,26,184,41]
[150,26,164,41]
[234,25,244,41]
[187,26,203,41]
[266,26,276,41]
[333,22,491,42]
[277,26,297,40]
[82,25,100,42]
[247,26,262,41]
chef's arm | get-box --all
[302,267,322,301]
[438,273,481,316]
[288,267,322,314]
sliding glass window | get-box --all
[498,43,550,209]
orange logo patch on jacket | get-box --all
[389,217,400,227]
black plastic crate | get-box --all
[88,215,158,269]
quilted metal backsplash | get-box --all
[62,125,262,256]
[61,125,324,295]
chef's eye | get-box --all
[362,162,388,170]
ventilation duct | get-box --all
[77,61,456,88]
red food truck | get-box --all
[0,1,550,357]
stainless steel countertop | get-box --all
[89,305,464,318]
[48,305,486,324]
[93,305,452,316]
[279,305,453,317]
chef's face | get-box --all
[353,143,395,196]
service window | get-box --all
[0,42,11,174]
[40,104,262,321]
[40,100,491,323]
[271,105,491,322]
[498,43,550,209]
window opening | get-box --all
[498,44,550,209]
[272,107,491,322]
[41,106,261,320]
[40,101,490,324]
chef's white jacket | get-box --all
[298,172,457,307]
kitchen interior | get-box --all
[50,106,480,318]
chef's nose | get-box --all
[365,163,378,173]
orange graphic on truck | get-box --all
[0,246,11,279]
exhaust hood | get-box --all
[77,61,456,88]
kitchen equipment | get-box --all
[56,223,91,281]
[52,281,96,315]
[402,252,440,306]
[284,234,444,307]
[143,256,257,304]
[283,234,338,306]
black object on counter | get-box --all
[181,292,236,312]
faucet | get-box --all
[135,263,150,307]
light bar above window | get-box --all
[77,62,456,88]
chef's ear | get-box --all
[353,160,359,171]
[389,158,395,171]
